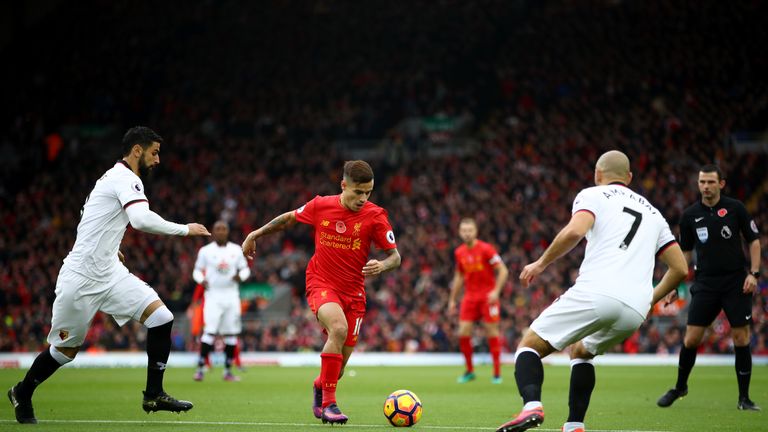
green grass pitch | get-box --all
[0,365,764,431]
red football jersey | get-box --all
[454,240,501,301]
[295,195,397,294]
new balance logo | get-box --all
[695,217,704,222]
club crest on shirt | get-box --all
[336,221,347,233]
[721,225,732,239]
[696,227,708,243]
[131,181,142,193]
[717,208,727,217]
[59,330,69,341]
[353,223,362,235]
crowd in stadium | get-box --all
[1,0,767,357]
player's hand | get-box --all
[232,274,241,283]
[187,223,211,236]
[519,261,545,288]
[487,291,500,303]
[117,250,125,264]
[362,259,384,277]
[242,232,257,259]
[743,274,758,295]
[663,290,679,306]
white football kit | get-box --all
[49,161,189,347]
[193,242,250,335]
[531,183,677,354]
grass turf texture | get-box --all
[0,365,764,431]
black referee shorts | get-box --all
[687,273,753,328]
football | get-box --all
[383,389,423,427]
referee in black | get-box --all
[657,164,761,411]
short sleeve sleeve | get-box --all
[295,196,319,226]
[117,175,148,208]
[371,209,397,250]
[737,202,760,243]
[656,221,677,256]
[678,210,694,251]
[572,189,598,218]
[485,243,502,265]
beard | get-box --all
[138,158,154,178]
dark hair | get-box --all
[343,160,374,183]
[122,126,163,156]
[699,164,724,181]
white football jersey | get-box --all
[570,184,676,315]
[63,161,147,281]
[194,242,250,296]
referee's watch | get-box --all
[750,271,760,279]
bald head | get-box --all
[595,150,632,185]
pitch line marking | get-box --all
[0,418,671,431]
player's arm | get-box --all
[362,247,401,276]
[652,243,688,305]
[192,250,206,287]
[118,250,125,264]
[488,260,508,303]
[520,211,594,287]
[126,202,210,236]
[242,210,298,258]
[234,252,251,283]
[744,239,761,294]
[448,270,464,315]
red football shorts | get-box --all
[459,298,500,323]
[307,284,366,347]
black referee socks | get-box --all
[734,345,752,399]
[675,346,697,391]
[514,351,544,403]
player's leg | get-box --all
[498,289,601,432]
[219,296,242,381]
[483,300,503,383]
[723,284,760,410]
[106,273,192,413]
[457,299,480,383]
[563,342,596,432]
[566,295,643,432]
[316,301,349,423]
[658,284,719,407]
[9,269,91,424]
[196,300,220,380]
[457,320,476,382]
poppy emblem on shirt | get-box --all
[336,221,347,233]
[59,330,69,341]
[717,208,727,217]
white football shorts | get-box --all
[530,288,645,355]
[203,293,242,335]
[48,265,160,347]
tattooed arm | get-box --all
[242,211,298,258]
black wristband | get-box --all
[750,271,760,279]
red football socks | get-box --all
[489,336,501,377]
[459,336,474,373]
[320,352,343,407]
